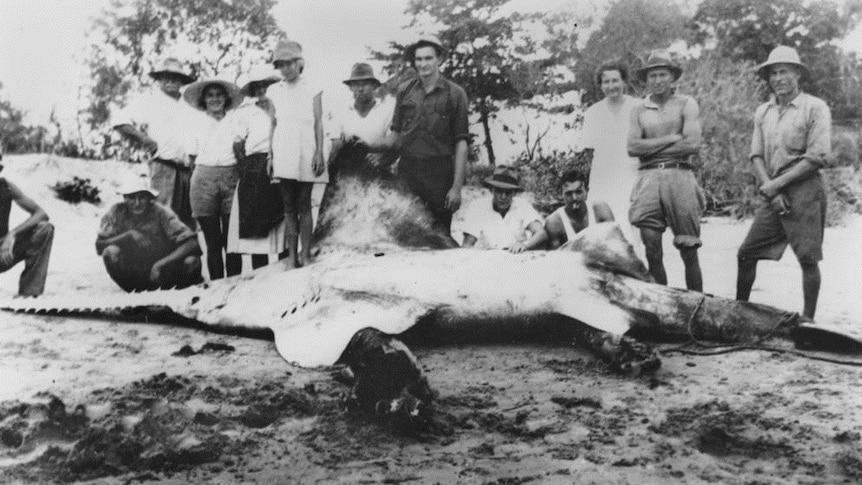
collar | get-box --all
[767,91,805,109]
[410,74,448,94]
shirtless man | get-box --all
[544,170,614,249]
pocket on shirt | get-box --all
[782,122,808,152]
[399,101,418,127]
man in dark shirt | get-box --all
[391,35,470,238]
[96,179,202,292]
[0,164,54,297]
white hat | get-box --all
[117,178,158,198]
[182,78,244,111]
[756,46,809,81]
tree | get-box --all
[0,83,49,154]
[82,0,284,154]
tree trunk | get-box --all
[479,98,496,167]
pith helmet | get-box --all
[756,46,809,81]
[149,57,195,85]
[636,53,682,82]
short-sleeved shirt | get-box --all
[112,88,200,164]
[97,202,200,267]
[455,197,541,250]
[231,99,274,156]
[390,76,470,158]
[749,92,831,176]
[631,94,698,166]
[336,97,395,146]
[191,113,239,167]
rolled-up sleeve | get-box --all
[803,99,832,169]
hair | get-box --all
[594,61,629,87]
[409,41,445,67]
[198,83,231,111]
[561,169,589,190]
[274,58,305,74]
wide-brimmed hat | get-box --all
[182,78,244,111]
[483,165,522,191]
[149,57,195,85]
[273,39,303,63]
[636,53,682,82]
[756,46,809,81]
[117,178,158,198]
[238,66,282,95]
[343,63,381,87]
[405,35,446,63]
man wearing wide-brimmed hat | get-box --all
[627,51,705,292]
[736,46,832,320]
[391,35,470,240]
[96,178,202,292]
[0,164,54,297]
[113,57,199,229]
[454,166,545,253]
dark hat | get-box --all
[756,46,809,81]
[182,78,244,111]
[405,35,446,63]
[636,53,682,82]
[343,63,382,87]
[149,57,195,85]
[483,165,522,191]
[239,66,282,95]
[273,39,303,62]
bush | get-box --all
[52,177,101,204]
[515,149,590,214]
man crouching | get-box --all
[96,179,203,292]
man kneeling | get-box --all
[96,179,203,292]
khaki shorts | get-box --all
[629,168,705,248]
[190,165,239,218]
[737,174,826,264]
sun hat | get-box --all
[343,63,382,87]
[273,39,303,63]
[149,57,195,85]
[238,66,282,95]
[483,165,522,191]
[756,46,809,81]
[636,52,683,82]
[117,178,158,198]
[405,35,446,63]
[182,78,244,111]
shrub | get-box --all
[52,176,101,204]
[515,149,590,214]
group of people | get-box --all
[0,38,830,322]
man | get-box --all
[391,35,470,240]
[113,57,198,229]
[627,53,705,291]
[0,164,54,297]
[544,170,615,249]
[96,179,202,292]
[456,165,545,253]
[736,46,831,320]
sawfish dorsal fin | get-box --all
[269,290,436,368]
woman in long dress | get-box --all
[581,62,642,255]
[266,39,327,268]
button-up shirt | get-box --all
[112,88,200,164]
[455,197,541,250]
[749,92,831,176]
[391,76,470,158]
[97,202,200,267]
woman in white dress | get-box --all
[580,62,642,255]
[267,39,327,268]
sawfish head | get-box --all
[560,222,651,281]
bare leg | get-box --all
[640,227,667,285]
[801,261,821,319]
[296,182,314,266]
[279,181,299,269]
[222,214,242,277]
[197,216,225,279]
[17,221,54,297]
[679,246,703,292]
[736,257,757,302]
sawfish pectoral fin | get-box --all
[270,292,436,368]
[551,292,632,336]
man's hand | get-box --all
[508,241,527,254]
[759,179,782,201]
[141,136,158,154]
[0,233,15,267]
[771,194,791,216]
[445,186,462,212]
[366,152,385,168]
[149,262,163,284]
[126,230,152,250]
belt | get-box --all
[153,157,191,172]
[639,161,692,171]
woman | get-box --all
[581,61,642,254]
[184,78,244,279]
[266,39,327,268]
[225,66,286,269]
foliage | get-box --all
[52,177,102,205]
[515,149,590,214]
[0,85,49,154]
[823,166,862,227]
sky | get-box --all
[0,0,860,128]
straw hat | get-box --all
[756,46,809,81]
[483,165,522,191]
[405,35,446,63]
[273,39,303,62]
[343,63,382,86]
[636,53,682,82]
[182,78,244,111]
[149,57,195,85]
[117,178,158,198]
[238,66,282,95]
